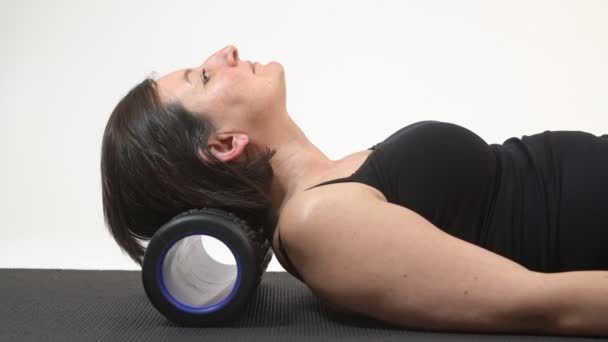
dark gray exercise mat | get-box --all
[0,269,602,341]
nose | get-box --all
[209,45,239,67]
[224,45,239,65]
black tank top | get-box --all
[278,120,564,282]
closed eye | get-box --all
[200,68,210,85]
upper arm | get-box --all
[280,187,551,333]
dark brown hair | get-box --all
[100,78,278,266]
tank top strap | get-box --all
[304,144,378,191]
[305,176,354,191]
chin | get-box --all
[266,61,285,74]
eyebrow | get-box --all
[183,68,192,85]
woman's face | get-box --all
[155,45,286,129]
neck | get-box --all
[252,112,337,223]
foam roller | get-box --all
[141,208,273,326]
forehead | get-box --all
[155,69,190,103]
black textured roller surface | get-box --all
[0,269,597,341]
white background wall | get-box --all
[1,0,606,271]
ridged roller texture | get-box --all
[163,207,273,287]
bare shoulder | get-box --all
[280,182,385,232]
[276,184,383,314]
[279,183,553,333]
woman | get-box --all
[101,45,608,336]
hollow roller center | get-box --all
[158,233,240,312]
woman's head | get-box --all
[101,45,283,266]
[156,45,287,159]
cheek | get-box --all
[206,84,250,117]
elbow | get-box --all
[439,274,556,334]
[435,304,553,334]
[489,272,557,335]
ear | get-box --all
[198,133,250,163]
